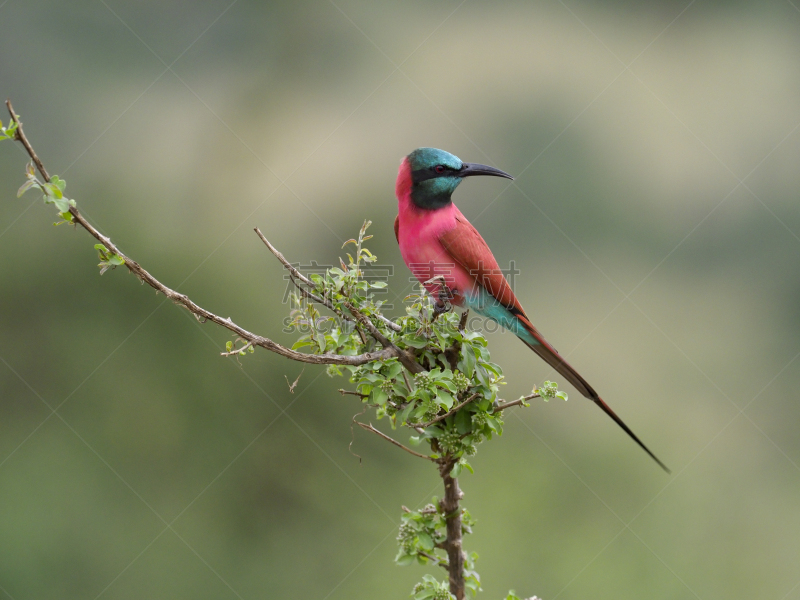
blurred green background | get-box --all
[2,1,800,598]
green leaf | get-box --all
[42,182,62,199]
[52,198,70,213]
[455,409,472,434]
[435,390,454,410]
[451,462,462,478]
[291,336,314,350]
[556,391,568,401]
[370,388,388,406]
[399,401,417,425]
[461,345,476,377]
[402,334,428,349]
[51,175,66,191]
[384,361,403,379]
[370,281,387,289]
[17,179,37,197]
[417,532,434,551]
[395,553,416,567]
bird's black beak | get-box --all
[458,162,514,180]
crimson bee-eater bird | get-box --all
[394,147,669,472]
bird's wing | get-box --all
[394,215,400,243]
[438,213,525,314]
[440,213,670,472]
[439,213,596,397]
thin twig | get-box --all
[401,505,438,515]
[492,392,540,413]
[412,393,480,429]
[6,100,50,181]
[220,340,254,357]
[284,368,304,393]
[345,301,424,374]
[418,551,449,570]
[339,389,368,398]
[402,369,413,392]
[255,227,401,332]
[354,421,436,462]
[289,274,353,324]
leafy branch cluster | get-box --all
[398,503,480,598]
[2,102,566,600]
[17,161,76,224]
[0,117,18,141]
[273,221,565,598]
[291,222,549,477]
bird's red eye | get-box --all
[434,165,445,174]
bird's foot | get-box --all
[432,299,452,319]
[422,275,454,322]
[423,275,447,287]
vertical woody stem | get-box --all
[440,462,466,600]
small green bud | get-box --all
[471,411,488,428]
[453,372,470,392]
[438,431,461,454]
[414,372,435,392]
[433,585,454,600]
[538,380,559,401]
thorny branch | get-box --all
[4,99,404,370]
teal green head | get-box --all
[406,147,514,210]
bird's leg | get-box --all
[423,275,453,322]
